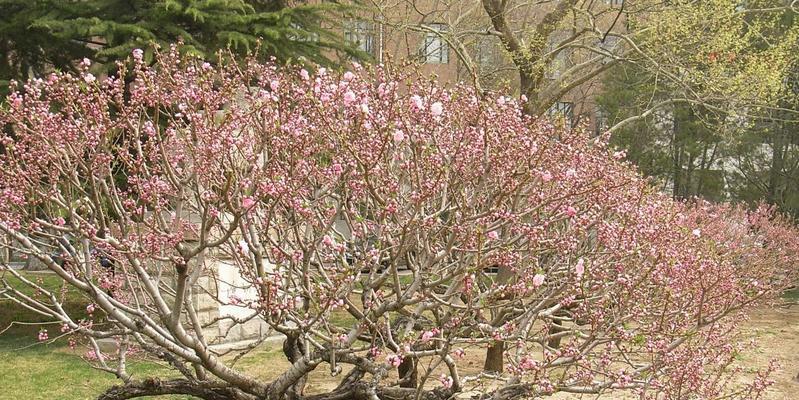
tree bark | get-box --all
[397,357,418,388]
[546,319,565,349]
[282,332,310,400]
[671,116,684,200]
[484,264,516,373]
[484,341,505,373]
[96,379,246,400]
[768,131,786,206]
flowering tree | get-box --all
[0,47,798,400]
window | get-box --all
[421,23,449,64]
[547,102,574,127]
[345,20,375,56]
[475,36,498,67]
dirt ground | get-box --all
[545,305,799,399]
[310,304,799,399]
[736,305,799,400]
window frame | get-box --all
[420,23,450,64]
[344,20,376,56]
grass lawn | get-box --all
[0,336,193,400]
[0,271,192,399]
[783,287,799,302]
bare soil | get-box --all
[234,305,799,399]
[737,305,799,400]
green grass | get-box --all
[783,287,799,301]
[0,336,193,400]
[1,271,90,338]
[0,271,193,399]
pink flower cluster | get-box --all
[0,46,796,399]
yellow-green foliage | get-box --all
[639,0,798,109]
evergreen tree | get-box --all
[0,0,356,93]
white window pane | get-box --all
[422,23,449,64]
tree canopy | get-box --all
[596,6,799,216]
[0,48,797,400]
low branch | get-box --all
[96,378,253,400]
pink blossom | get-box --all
[692,228,702,237]
[453,348,466,359]
[421,329,437,342]
[463,274,475,292]
[519,356,540,371]
[386,354,403,367]
[575,258,585,278]
[85,350,102,361]
[439,374,453,389]
[541,171,553,182]
[300,69,310,80]
[132,48,144,60]
[86,303,96,314]
[565,206,578,217]
[360,103,370,114]
[393,129,405,142]
[430,101,444,117]
[322,235,334,247]
[238,239,249,255]
[487,230,499,240]
[83,73,96,84]
[38,329,48,341]
[241,196,256,209]
[343,90,357,105]
[410,95,423,110]
[342,71,355,82]
[565,168,577,179]
[533,274,546,287]
[270,80,280,91]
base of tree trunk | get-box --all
[398,357,418,388]
[484,342,504,373]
